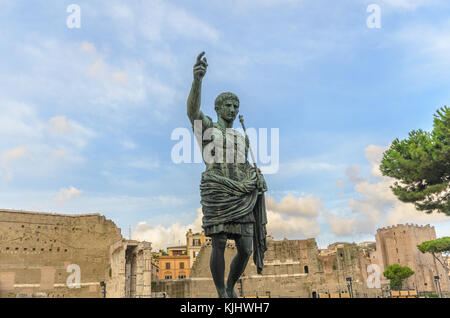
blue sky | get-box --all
[0,0,449,249]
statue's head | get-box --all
[214,92,240,123]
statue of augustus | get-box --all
[187,52,268,298]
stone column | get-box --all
[135,242,152,298]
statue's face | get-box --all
[218,98,239,122]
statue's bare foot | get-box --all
[226,287,238,298]
[217,288,229,298]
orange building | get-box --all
[158,254,190,280]
[157,231,209,280]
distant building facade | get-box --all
[158,255,190,280]
[186,229,209,267]
[373,224,449,293]
[155,230,210,280]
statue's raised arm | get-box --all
[187,52,211,128]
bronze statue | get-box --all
[187,52,268,298]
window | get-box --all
[165,263,170,269]
[304,265,309,274]
[178,275,186,279]
[180,262,184,269]
[164,275,172,280]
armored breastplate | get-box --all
[202,123,249,181]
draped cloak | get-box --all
[200,163,268,274]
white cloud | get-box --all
[0,101,44,140]
[365,144,387,178]
[132,208,203,251]
[327,145,450,237]
[266,193,322,217]
[78,42,150,107]
[267,209,322,239]
[266,194,322,239]
[382,0,442,10]
[392,19,450,80]
[100,1,219,46]
[1,37,176,117]
[326,214,357,236]
[120,140,137,150]
[49,116,72,133]
[1,146,28,163]
[0,100,94,180]
[47,115,95,148]
[55,186,83,205]
[225,0,304,11]
[127,159,160,170]
[345,164,365,183]
[280,158,343,176]
[0,146,28,180]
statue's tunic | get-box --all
[193,117,268,273]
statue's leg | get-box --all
[226,232,253,298]
[210,233,228,298]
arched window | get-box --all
[304,265,309,274]
[312,291,317,298]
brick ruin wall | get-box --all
[154,238,381,298]
[0,209,122,298]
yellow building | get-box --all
[158,254,190,280]
[186,229,210,267]
[157,230,209,280]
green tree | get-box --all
[380,106,450,215]
[417,237,450,277]
[158,249,168,256]
[383,264,415,290]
